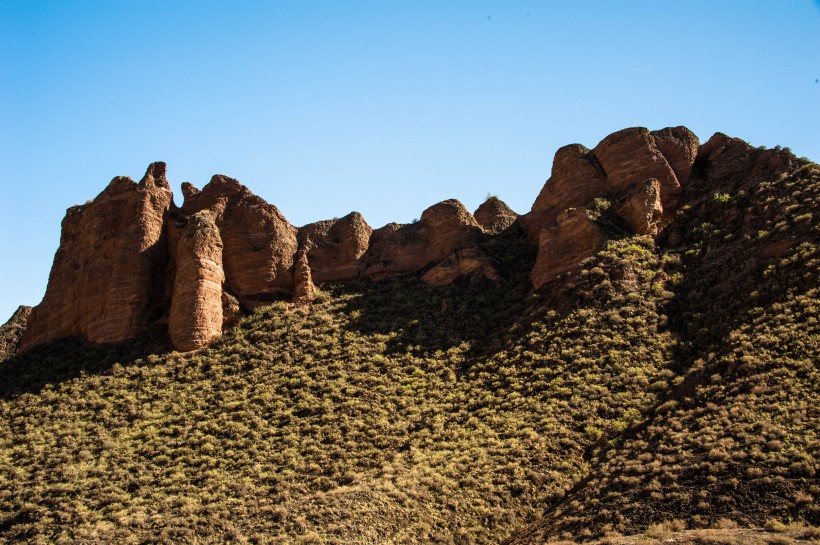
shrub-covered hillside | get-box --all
[0,150,818,544]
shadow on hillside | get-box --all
[330,237,537,367]
[0,328,169,399]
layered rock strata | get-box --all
[19,163,172,352]
[167,210,225,352]
[181,175,299,308]
[524,126,699,287]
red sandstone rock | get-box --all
[530,208,604,289]
[182,175,298,307]
[421,247,500,286]
[474,197,518,234]
[524,144,607,240]
[20,162,173,351]
[168,210,225,352]
[298,212,372,283]
[593,127,682,209]
[651,126,699,187]
[292,248,315,303]
[362,199,481,280]
[616,179,664,236]
[222,292,241,327]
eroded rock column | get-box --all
[168,210,225,352]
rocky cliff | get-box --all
[16,126,772,353]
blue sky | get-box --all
[1,1,819,320]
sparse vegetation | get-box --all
[0,157,817,543]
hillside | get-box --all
[0,129,817,543]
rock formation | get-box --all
[521,126,700,287]
[0,306,31,362]
[530,208,604,289]
[525,143,607,240]
[421,247,500,286]
[19,162,172,352]
[181,175,299,308]
[361,199,481,280]
[298,212,372,283]
[167,210,225,352]
[616,178,664,236]
[474,197,518,234]
[20,125,783,354]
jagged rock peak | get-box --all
[181,182,201,202]
[139,161,170,189]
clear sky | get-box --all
[1,1,819,321]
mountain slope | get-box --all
[0,132,817,544]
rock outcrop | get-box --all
[167,210,225,352]
[521,126,700,287]
[21,125,785,354]
[695,132,796,188]
[0,306,31,362]
[20,162,172,352]
[298,212,372,283]
[525,143,607,240]
[181,175,299,308]
[421,247,500,286]
[362,199,481,280]
[530,208,604,289]
[616,178,664,236]
[474,197,518,234]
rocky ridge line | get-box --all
[17,126,780,353]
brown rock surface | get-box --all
[474,197,518,234]
[221,292,241,327]
[530,208,604,289]
[421,247,500,286]
[168,210,225,352]
[362,199,481,280]
[651,126,699,187]
[524,144,607,240]
[20,162,172,351]
[593,127,682,208]
[292,248,315,303]
[0,306,31,361]
[182,175,299,306]
[298,212,372,283]
[616,178,664,236]
[695,132,796,187]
